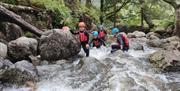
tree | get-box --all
[103,0,130,27]
[162,0,180,36]
[139,0,154,28]
[86,0,92,8]
[100,0,104,24]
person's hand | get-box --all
[120,45,123,50]
[86,44,90,49]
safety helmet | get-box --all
[93,31,98,37]
[78,22,86,28]
[98,25,104,30]
[112,28,120,35]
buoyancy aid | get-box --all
[79,32,88,42]
[93,39,100,46]
[98,31,105,38]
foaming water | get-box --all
[89,46,111,60]
[3,47,180,91]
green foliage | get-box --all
[31,0,74,28]
[79,4,100,23]
[24,32,33,37]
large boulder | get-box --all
[147,39,163,48]
[149,50,180,72]
[154,27,166,36]
[39,29,81,61]
[129,37,148,50]
[0,59,38,85]
[71,57,108,84]
[0,22,23,42]
[0,42,7,58]
[160,36,180,50]
[127,31,146,38]
[8,37,38,62]
[146,32,161,40]
[78,57,107,75]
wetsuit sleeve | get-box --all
[70,30,79,35]
[104,30,107,34]
[84,31,89,44]
[89,39,93,45]
[117,35,124,46]
[100,39,106,46]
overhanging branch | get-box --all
[105,0,130,19]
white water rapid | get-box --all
[2,46,180,91]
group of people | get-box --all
[70,22,129,57]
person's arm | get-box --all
[89,39,93,45]
[84,31,89,44]
[70,30,79,35]
[104,30,107,34]
[117,35,124,49]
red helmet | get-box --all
[78,22,86,28]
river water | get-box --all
[3,47,180,91]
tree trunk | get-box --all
[100,0,104,24]
[175,6,180,37]
[86,0,92,8]
[113,0,117,27]
[0,5,43,37]
[141,7,144,27]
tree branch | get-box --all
[0,5,43,37]
[162,0,177,8]
[105,0,130,19]
[0,2,44,14]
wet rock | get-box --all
[149,49,180,72]
[0,42,7,58]
[109,50,130,58]
[78,57,107,75]
[163,36,180,43]
[147,39,163,47]
[39,29,81,61]
[154,27,166,35]
[40,60,49,65]
[127,31,145,38]
[8,37,38,62]
[0,22,23,42]
[146,32,161,39]
[29,55,41,66]
[15,60,38,76]
[127,33,136,38]
[25,81,36,91]
[167,82,180,91]
[0,57,14,69]
[129,37,148,50]
[160,36,180,50]
[0,60,38,86]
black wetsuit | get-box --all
[71,30,89,57]
[89,38,106,48]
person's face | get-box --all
[79,27,85,31]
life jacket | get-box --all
[79,32,88,42]
[117,34,129,47]
[122,34,129,46]
[93,39,100,46]
[98,31,105,39]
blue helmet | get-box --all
[112,28,120,35]
[93,31,98,37]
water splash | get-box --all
[3,47,180,91]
